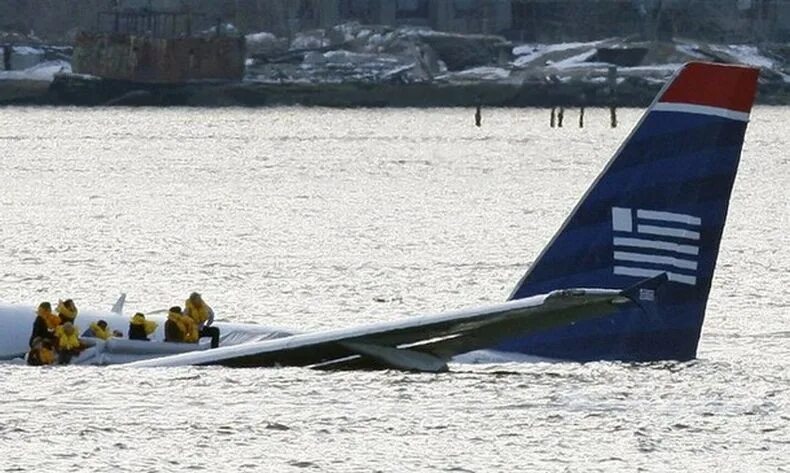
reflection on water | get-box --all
[0,106,787,471]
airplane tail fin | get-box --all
[502,62,759,361]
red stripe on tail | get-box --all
[659,62,759,113]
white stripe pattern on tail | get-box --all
[611,207,701,286]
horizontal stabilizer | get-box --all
[620,273,668,322]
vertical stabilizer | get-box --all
[502,62,759,361]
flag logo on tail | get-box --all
[611,207,701,286]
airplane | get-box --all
[0,61,759,371]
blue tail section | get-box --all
[500,62,759,361]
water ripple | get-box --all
[0,106,787,471]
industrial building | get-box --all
[1,0,788,43]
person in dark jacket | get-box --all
[128,313,157,341]
[29,302,58,347]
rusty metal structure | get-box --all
[72,8,244,84]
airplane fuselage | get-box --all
[0,302,291,364]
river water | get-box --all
[0,106,787,472]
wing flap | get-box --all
[339,341,449,372]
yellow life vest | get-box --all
[39,347,56,365]
[55,325,81,351]
[185,299,210,326]
[56,300,78,322]
[167,311,196,342]
[130,313,158,335]
[181,315,198,343]
[88,322,112,341]
[167,311,184,330]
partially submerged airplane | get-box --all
[0,61,759,371]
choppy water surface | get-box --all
[0,106,787,471]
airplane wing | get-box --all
[127,276,665,372]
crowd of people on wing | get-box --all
[26,292,220,366]
[28,299,84,366]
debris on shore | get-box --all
[2,22,789,106]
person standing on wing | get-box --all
[183,292,220,348]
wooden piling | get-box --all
[2,44,10,71]
[608,66,618,128]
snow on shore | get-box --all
[2,22,786,87]
[0,60,71,81]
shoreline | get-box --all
[2,74,789,108]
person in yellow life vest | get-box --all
[128,313,157,341]
[27,337,56,366]
[29,301,59,347]
[81,320,113,341]
[184,292,220,348]
[56,299,78,325]
[54,321,83,364]
[164,306,197,343]
[40,339,56,365]
[181,311,198,343]
[164,307,185,342]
